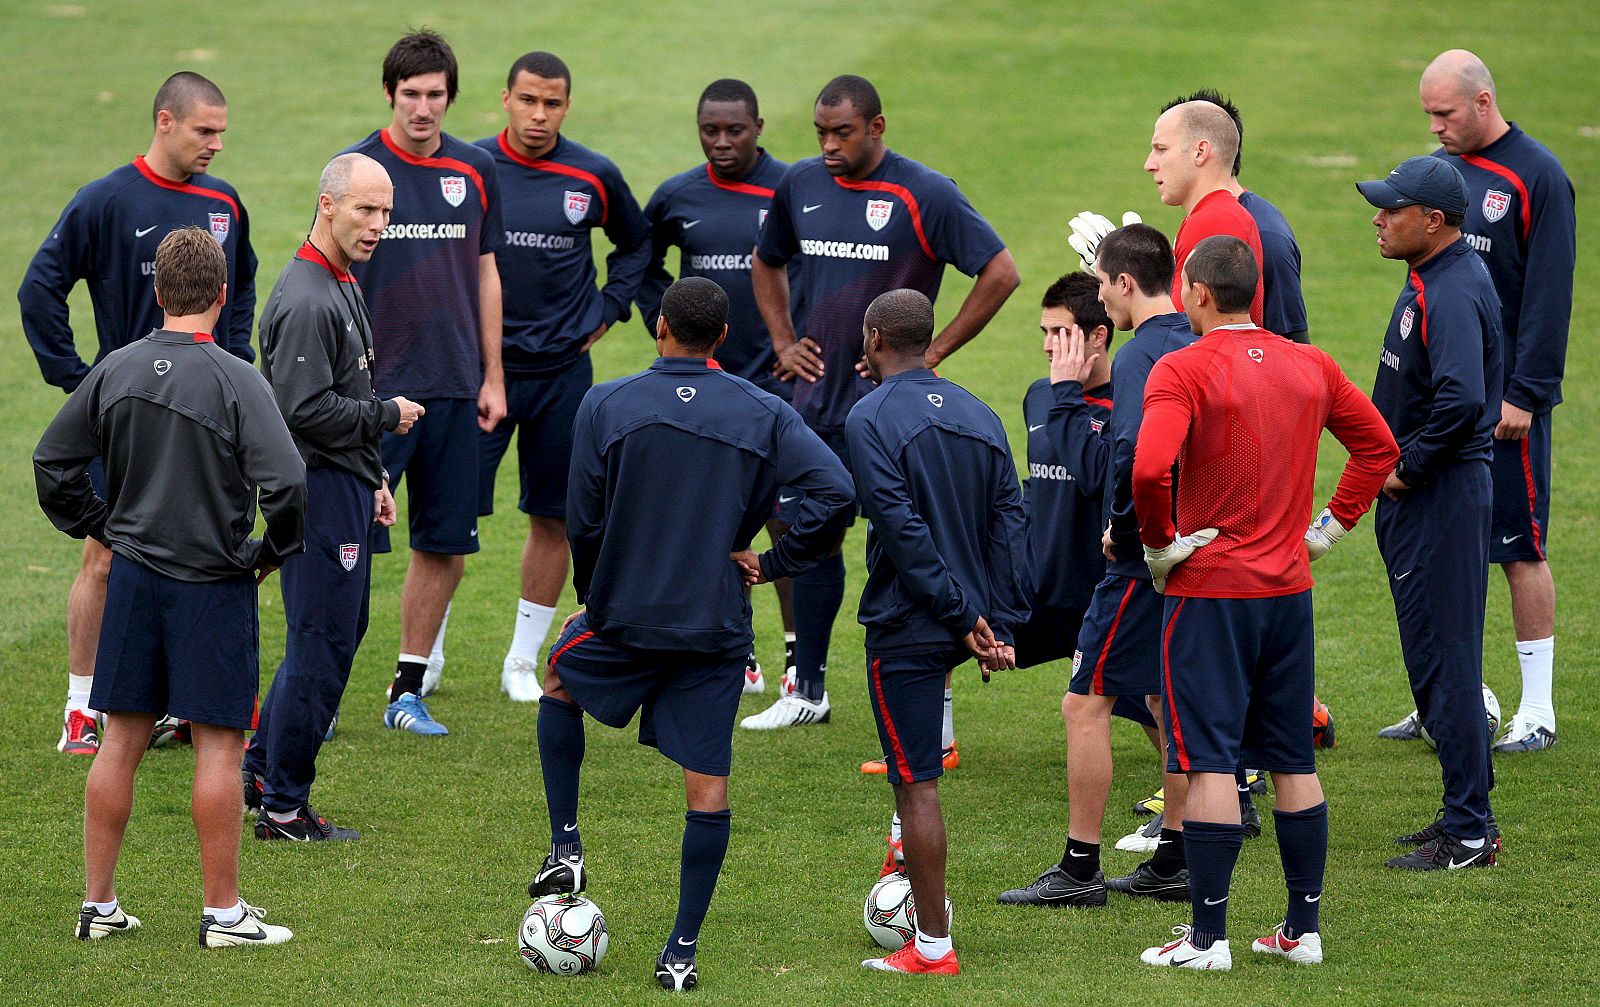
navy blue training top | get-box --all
[567,356,854,655]
[847,369,1031,655]
[19,156,258,390]
[756,151,1006,432]
[1238,190,1308,338]
[477,131,650,376]
[1023,377,1111,611]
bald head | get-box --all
[1422,49,1497,102]
[1165,101,1240,174]
[319,152,390,203]
[1419,49,1508,155]
[314,153,394,268]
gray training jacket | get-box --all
[258,246,400,487]
[34,328,307,582]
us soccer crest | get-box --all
[865,199,894,231]
[208,212,230,242]
[339,543,360,571]
[1482,189,1512,223]
[1089,418,1104,433]
[1400,305,1415,340]
[440,176,467,207]
[758,208,769,227]
[564,190,591,225]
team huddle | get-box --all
[25,28,1573,989]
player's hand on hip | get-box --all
[730,550,766,586]
[374,483,397,527]
[478,378,507,432]
[390,396,425,434]
[1067,210,1142,272]
[1101,522,1115,562]
[1381,469,1411,502]
[558,606,586,637]
[1143,527,1219,593]
[1494,400,1532,440]
[580,322,610,353]
[778,338,825,383]
[854,354,874,381]
[1304,507,1346,562]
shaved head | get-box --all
[1164,100,1240,173]
[1419,48,1507,155]
[1422,49,1497,101]
[319,152,389,203]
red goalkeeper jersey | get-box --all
[1172,189,1266,327]
[1132,324,1398,598]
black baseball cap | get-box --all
[1356,156,1468,216]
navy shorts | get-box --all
[88,456,106,498]
[91,554,259,729]
[775,428,858,525]
[1069,575,1162,697]
[1161,591,1316,776]
[1489,411,1551,562]
[479,358,593,519]
[867,650,962,786]
[546,613,745,777]
[374,397,480,555]
[1013,604,1085,670]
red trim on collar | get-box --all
[706,358,722,369]
[379,128,489,212]
[192,332,215,343]
[497,131,610,225]
[704,161,775,198]
[295,242,357,283]
[132,156,240,217]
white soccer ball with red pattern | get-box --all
[519,894,609,974]
[863,872,953,950]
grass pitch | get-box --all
[2,2,1597,1004]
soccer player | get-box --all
[475,51,650,702]
[19,71,259,756]
[1357,157,1505,870]
[243,154,425,841]
[638,78,802,695]
[745,73,1019,731]
[1129,235,1396,969]
[35,228,306,947]
[1377,49,1575,752]
[342,29,506,733]
[849,289,1029,975]
[529,277,853,991]
[997,225,1195,910]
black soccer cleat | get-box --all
[1394,808,1500,847]
[1386,831,1501,871]
[997,865,1107,908]
[1106,860,1190,902]
[656,952,699,992]
[1240,800,1262,839]
[254,806,360,842]
[243,769,264,813]
[528,851,587,897]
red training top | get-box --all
[1132,325,1399,598]
[1172,189,1266,326]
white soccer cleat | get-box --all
[420,654,445,698]
[778,667,797,697]
[501,655,545,703]
[1116,814,1163,853]
[200,901,293,947]
[1141,926,1231,970]
[1252,925,1323,964]
[1493,713,1557,753]
[76,902,141,940]
[739,692,830,730]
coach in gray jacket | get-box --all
[243,153,423,842]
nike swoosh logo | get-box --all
[1501,535,1523,544]
[1447,855,1484,870]
[802,204,822,213]
[1305,893,1321,903]
[682,219,701,229]
[1156,839,1172,846]
[1068,849,1089,857]
[347,319,354,331]
[1028,423,1045,432]
[778,495,797,503]
[1168,954,1204,966]
[1203,895,1228,905]
[1518,650,1534,656]
[135,225,158,237]
[562,823,576,832]
[1394,570,1412,581]
[677,937,696,946]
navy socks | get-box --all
[537,696,585,857]
[791,553,844,701]
[1275,802,1328,938]
[1183,819,1244,948]
[664,809,732,961]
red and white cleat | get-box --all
[863,943,959,975]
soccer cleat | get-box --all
[528,851,587,897]
[1244,770,1268,795]
[420,654,444,698]
[861,744,959,775]
[863,943,960,974]
[743,651,766,694]
[738,692,829,730]
[997,866,1108,908]
[655,952,699,992]
[1253,924,1324,964]
[1493,714,1556,753]
[58,709,101,756]
[1241,800,1262,839]
[323,705,339,743]
[1132,786,1164,817]
[501,655,544,703]
[148,714,184,748]
[1385,832,1500,871]
[779,667,797,697]
[200,906,293,948]
[1394,808,1446,847]
[1106,860,1189,902]
[1312,697,1337,749]
[76,902,141,940]
[1140,926,1231,970]
[384,692,448,736]
[243,768,264,813]
[254,805,360,842]
[1116,814,1164,853]
[879,837,905,878]
[1378,708,1424,740]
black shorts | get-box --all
[1489,412,1551,562]
[374,397,481,555]
[867,650,963,786]
[480,359,593,520]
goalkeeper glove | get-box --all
[1067,210,1143,273]
[1143,527,1219,593]
[1304,507,1346,562]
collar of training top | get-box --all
[651,356,723,371]
[880,367,937,383]
[147,329,214,344]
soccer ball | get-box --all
[1419,684,1500,751]
[1311,697,1336,750]
[519,894,609,974]
[863,872,952,950]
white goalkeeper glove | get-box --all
[1304,507,1347,562]
[1067,210,1143,273]
[1143,527,1219,594]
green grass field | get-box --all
[2,1,1597,1003]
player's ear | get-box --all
[869,114,886,140]
[155,108,175,134]
[754,116,764,137]
[501,88,512,113]
[214,282,228,311]
[714,324,729,352]
[654,315,669,342]
[1090,324,1111,349]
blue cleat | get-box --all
[384,692,448,736]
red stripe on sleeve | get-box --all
[1407,271,1430,348]
[379,128,490,212]
[1461,153,1533,241]
[832,177,934,259]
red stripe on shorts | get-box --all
[1093,579,1137,695]
[870,658,916,782]
[1161,598,1190,772]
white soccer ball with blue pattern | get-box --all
[519,894,609,974]
[1420,684,1500,751]
[863,872,953,950]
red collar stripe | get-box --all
[131,156,240,218]
[1407,271,1430,348]
[295,242,357,283]
[705,358,722,369]
[497,131,609,224]
[1084,395,1113,409]
[831,177,934,259]
[379,129,489,212]
[1459,153,1532,241]
[192,331,215,343]
[704,162,775,198]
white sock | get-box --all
[67,674,94,712]
[430,603,451,663]
[509,599,558,663]
[87,898,118,915]
[941,688,954,749]
[1460,836,1486,849]
[914,925,952,959]
[890,812,902,846]
[267,808,300,824]
[1514,636,1555,728]
[206,901,245,925]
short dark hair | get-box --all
[817,74,882,121]
[661,277,728,351]
[698,78,759,120]
[1164,88,1243,176]
[152,71,225,125]
[383,29,458,104]
[1042,273,1114,344]
[864,288,934,355]
[154,227,227,316]
[1096,224,1175,298]
[1184,235,1259,314]
[507,51,571,94]
[1428,206,1466,228]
